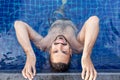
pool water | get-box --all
[0,0,120,72]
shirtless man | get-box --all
[14,15,99,80]
[14,0,100,76]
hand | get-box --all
[22,54,36,80]
[81,56,97,80]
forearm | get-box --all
[82,35,98,58]
[14,21,34,56]
[82,17,99,58]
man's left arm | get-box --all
[77,16,99,80]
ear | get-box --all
[69,48,72,56]
[49,48,51,54]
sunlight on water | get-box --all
[62,0,67,5]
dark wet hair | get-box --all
[49,55,70,72]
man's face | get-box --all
[50,35,72,64]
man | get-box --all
[14,5,99,80]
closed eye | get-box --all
[62,51,67,54]
[53,50,58,53]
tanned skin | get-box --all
[14,16,99,80]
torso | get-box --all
[40,20,83,53]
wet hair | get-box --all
[49,55,70,72]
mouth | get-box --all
[54,35,67,44]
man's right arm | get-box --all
[14,20,43,55]
[14,20,43,80]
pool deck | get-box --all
[0,72,120,80]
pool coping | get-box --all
[0,72,120,80]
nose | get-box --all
[57,43,63,50]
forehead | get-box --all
[50,52,70,64]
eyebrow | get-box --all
[52,50,68,55]
[62,51,67,54]
[53,50,58,53]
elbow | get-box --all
[14,20,20,28]
[14,20,24,30]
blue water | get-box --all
[0,0,120,72]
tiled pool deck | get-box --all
[0,72,120,80]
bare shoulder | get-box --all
[71,39,84,54]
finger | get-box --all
[28,69,34,79]
[22,69,27,79]
[89,69,94,80]
[33,66,36,76]
[85,68,90,80]
[26,70,32,80]
[81,68,86,79]
[93,70,97,80]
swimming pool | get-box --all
[0,0,120,72]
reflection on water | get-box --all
[62,0,67,5]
